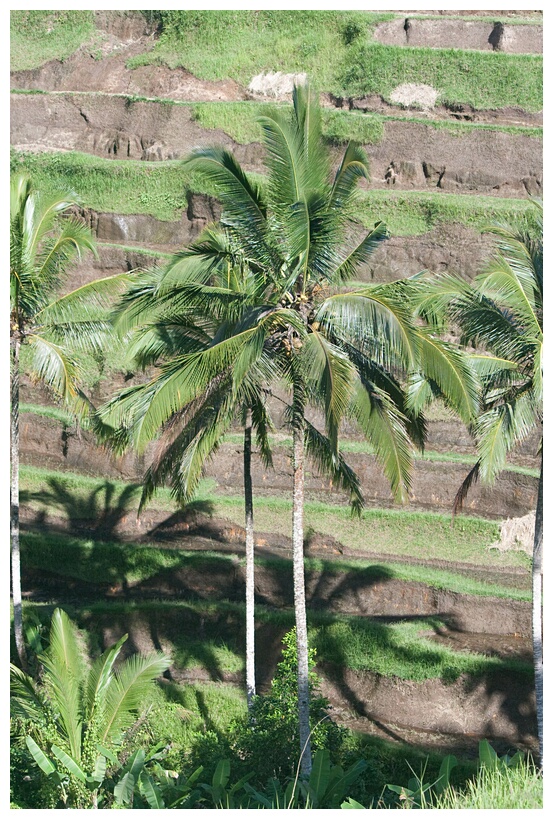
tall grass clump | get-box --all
[435,759,542,809]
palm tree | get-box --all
[101,233,280,711]
[100,228,363,716]
[413,202,543,766]
[10,172,126,669]
[10,607,170,808]
[101,82,477,776]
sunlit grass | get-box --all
[12,149,536,237]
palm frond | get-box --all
[300,331,355,452]
[329,142,370,213]
[332,221,389,285]
[413,330,479,426]
[316,287,418,370]
[10,664,47,724]
[303,419,364,515]
[349,377,414,503]
[476,390,540,482]
[101,652,171,746]
[38,608,84,761]
[84,634,128,723]
[452,460,481,517]
[26,334,81,400]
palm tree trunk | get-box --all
[532,453,543,769]
[11,336,27,670]
[292,387,312,777]
[244,411,256,712]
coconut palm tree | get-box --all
[183,84,478,774]
[100,227,364,715]
[10,607,171,808]
[413,202,543,765]
[10,172,126,669]
[101,233,280,711]
[101,82,478,776]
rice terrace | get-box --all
[10,9,543,809]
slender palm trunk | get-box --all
[532,453,543,769]
[292,387,312,777]
[244,412,256,711]
[11,336,27,670]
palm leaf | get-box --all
[303,419,364,515]
[350,377,413,503]
[453,460,481,517]
[38,608,84,761]
[413,330,479,425]
[100,653,170,745]
[300,331,355,452]
[84,634,128,722]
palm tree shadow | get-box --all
[21,477,141,540]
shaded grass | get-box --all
[20,525,529,600]
[11,149,536,237]
[20,463,530,572]
[19,598,532,683]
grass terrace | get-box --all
[11,150,537,237]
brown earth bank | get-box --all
[21,515,532,637]
[47,220,505,295]
[19,569,536,754]
[19,412,539,519]
[10,11,542,131]
[10,92,542,197]
[61,215,504,287]
[372,16,542,53]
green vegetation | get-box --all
[192,100,541,145]
[11,149,536,237]
[10,10,95,72]
[126,10,392,88]
[338,44,543,112]
[20,526,529,601]
[10,150,193,222]
[435,757,542,809]
[18,599,531,683]
[21,463,532,571]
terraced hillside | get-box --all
[11,9,542,766]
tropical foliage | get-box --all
[10,608,171,808]
[413,201,543,763]
[100,82,478,775]
[10,172,99,669]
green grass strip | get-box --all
[337,43,542,112]
[21,598,532,682]
[11,149,536,238]
[10,10,95,72]
[20,527,529,600]
[191,101,541,144]
[20,403,75,425]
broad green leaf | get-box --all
[138,771,166,809]
[25,736,56,777]
[114,771,135,806]
[51,744,87,782]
